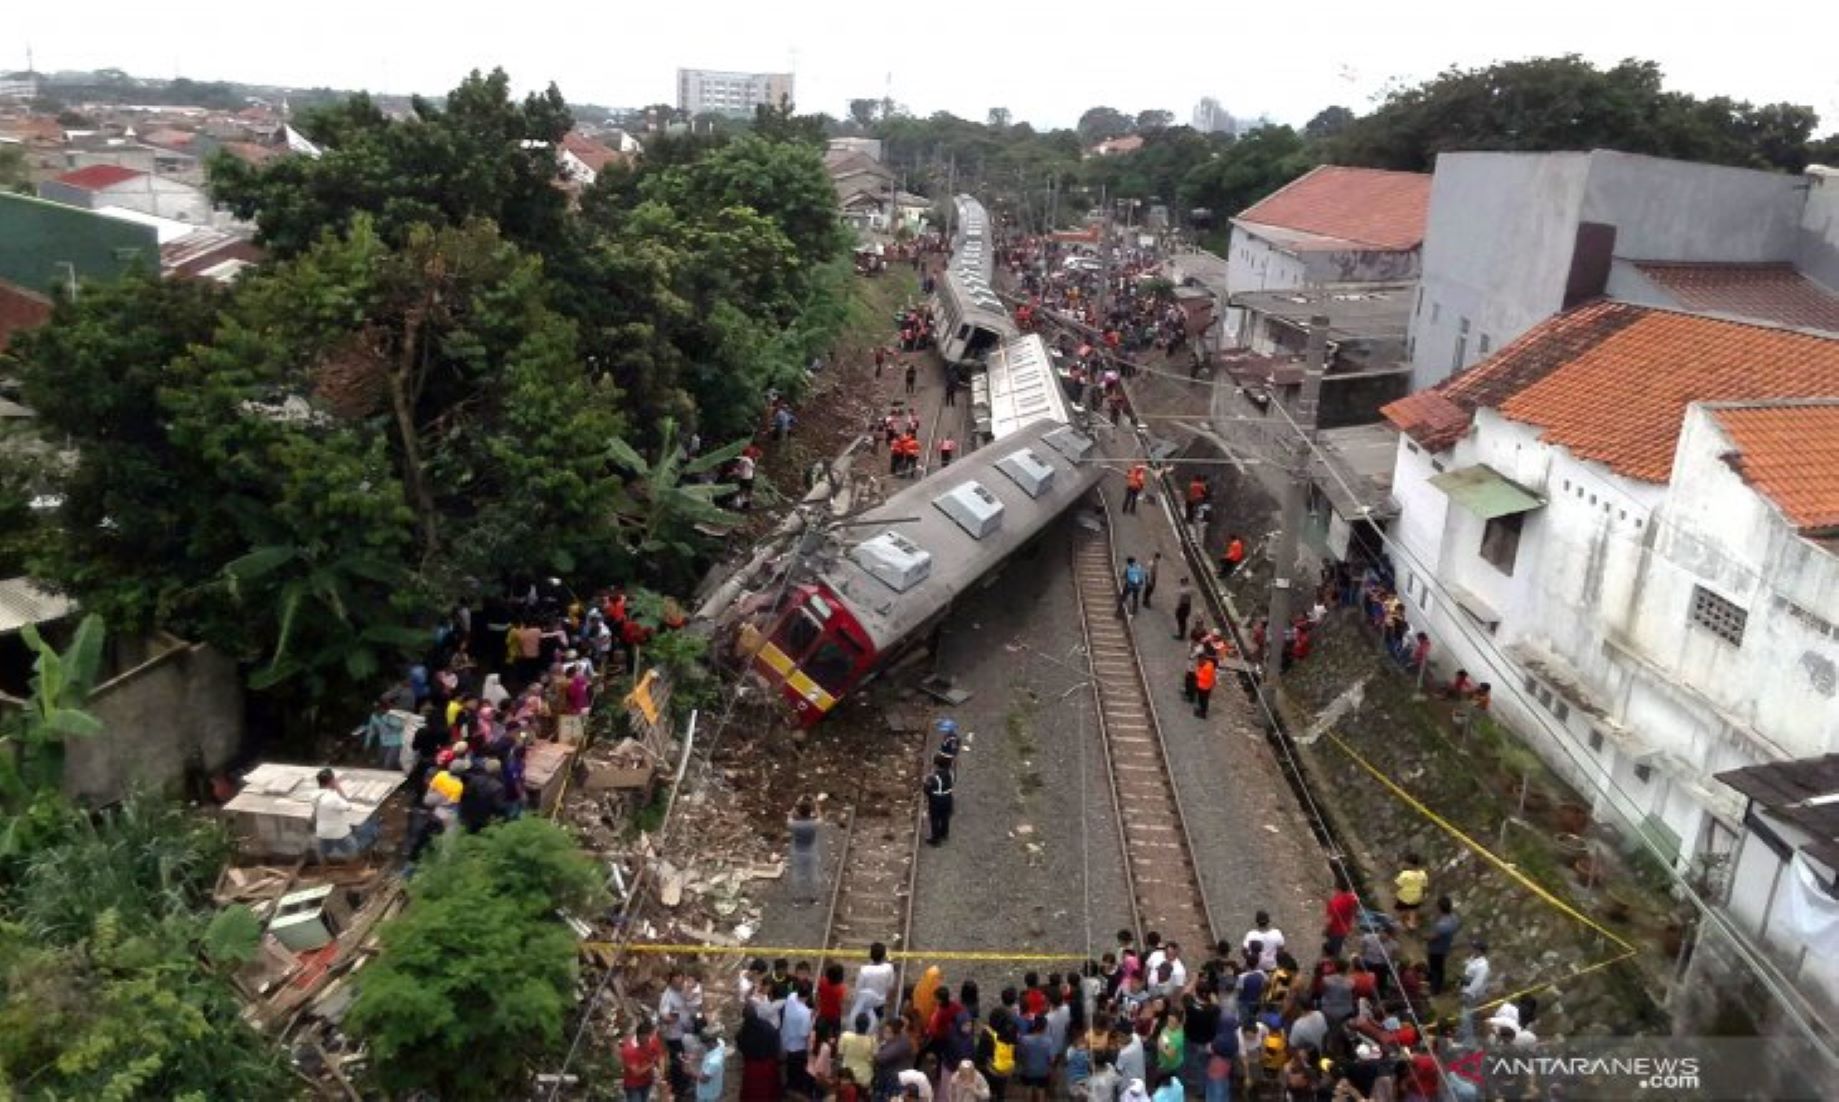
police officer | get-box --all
[924,755,955,845]
[936,718,962,768]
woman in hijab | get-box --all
[944,1060,991,1102]
[738,1000,783,1102]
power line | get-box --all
[1230,384,1839,1064]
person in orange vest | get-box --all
[1218,534,1246,580]
[1122,463,1147,514]
[1185,475,1208,523]
[899,433,922,477]
[1193,650,1219,719]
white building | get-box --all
[37,163,215,225]
[1383,302,1839,879]
[0,71,39,100]
[676,68,793,119]
[1406,151,1839,392]
[558,131,628,188]
[1223,165,1430,347]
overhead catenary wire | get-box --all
[1205,373,1839,1064]
[545,492,844,1100]
[1023,253,1838,1056]
[1103,408,1453,1085]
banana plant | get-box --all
[221,544,429,693]
[606,417,746,563]
[0,613,105,806]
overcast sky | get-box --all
[13,1,1839,134]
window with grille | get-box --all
[1690,585,1747,646]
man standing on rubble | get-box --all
[661,968,697,1100]
[925,756,955,846]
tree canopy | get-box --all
[6,68,850,723]
[1324,56,1825,173]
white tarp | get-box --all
[1779,853,1839,948]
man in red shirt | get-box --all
[816,962,847,1035]
[621,1020,664,1102]
[1323,882,1359,958]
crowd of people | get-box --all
[1003,238,1194,363]
[318,582,689,864]
[620,888,1532,1102]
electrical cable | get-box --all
[1103,464,1451,1074]
[1200,372,1839,1064]
[545,495,841,1099]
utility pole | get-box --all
[1264,314,1329,684]
[946,154,957,238]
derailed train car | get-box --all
[934,195,1017,368]
[751,416,1101,725]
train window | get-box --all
[806,635,866,695]
[779,608,823,660]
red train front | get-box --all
[751,584,880,726]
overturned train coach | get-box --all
[752,416,1101,725]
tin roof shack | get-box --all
[224,764,405,858]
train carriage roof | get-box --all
[986,334,1070,440]
[814,418,1103,651]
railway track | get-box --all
[817,734,928,1012]
[1071,501,1218,957]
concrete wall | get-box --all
[62,636,245,804]
[1408,152,1591,391]
[0,192,160,291]
[1389,403,1839,869]
[1798,166,1839,292]
[1410,150,1815,394]
[1580,150,1805,263]
[1225,227,1306,345]
[1630,406,1839,762]
[1299,246,1419,285]
[90,175,212,224]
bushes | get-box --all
[0,793,290,1100]
[346,818,605,1099]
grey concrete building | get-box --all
[676,68,794,118]
[1408,152,1839,392]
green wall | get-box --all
[0,192,159,294]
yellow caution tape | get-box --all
[1322,732,1644,1015]
[582,943,1093,963]
[1323,731,1634,953]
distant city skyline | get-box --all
[12,0,1839,134]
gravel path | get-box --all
[907,508,1136,993]
[1092,439,1334,956]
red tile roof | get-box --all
[1381,391,1472,452]
[1636,262,1839,332]
[561,131,625,174]
[0,279,54,353]
[53,164,145,190]
[219,141,280,167]
[1713,403,1839,534]
[1384,302,1839,484]
[1235,165,1431,251]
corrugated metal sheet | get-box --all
[1428,465,1543,520]
[0,576,73,635]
